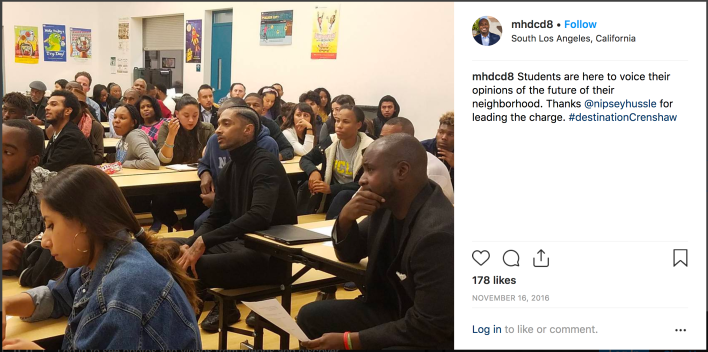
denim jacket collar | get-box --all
[72,230,132,311]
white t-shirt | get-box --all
[282,127,314,156]
[427,152,454,204]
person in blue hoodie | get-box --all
[195,98,278,231]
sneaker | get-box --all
[245,311,257,328]
[200,300,241,333]
[343,281,358,291]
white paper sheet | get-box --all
[165,164,198,171]
[242,299,310,342]
[309,225,333,237]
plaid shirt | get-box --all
[2,167,57,244]
[140,118,165,144]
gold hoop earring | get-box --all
[74,232,89,253]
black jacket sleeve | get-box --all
[42,134,84,172]
[358,233,455,349]
[299,145,324,176]
[333,217,369,263]
[260,117,294,160]
[190,160,283,248]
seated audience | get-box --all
[136,95,166,144]
[150,95,214,232]
[91,84,109,122]
[2,119,56,270]
[382,117,454,203]
[258,86,281,121]
[314,87,332,123]
[299,104,374,216]
[106,83,122,111]
[281,102,317,156]
[195,98,278,231]
[198,84,219,129]
[299,90,324,139]
[173,104,297,332]
[54,79,68,91]
[133,78,147,96]
[244,93,294,161]
[278,101,296,127]
[108,89,139,138]
[421,112,454,187]
[3,92,31,121]
[373,95,401,137]
[74,71,101,121]
[64,81,98,124]
[67,85,104,165]
[319,94,355,144]
[1,165,202,350]
[297,134,454,350]
[273,83,285,104]
[113,103,159,170]
[217,82,246,104]
[155,83,176,116]
[41,90,95,171]
[26,81,48,126]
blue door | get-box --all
[211,11,232,103]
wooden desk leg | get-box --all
[216,295,228,350]
[282,261,293,314]
[254,314,264,349]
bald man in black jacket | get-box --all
[298,134,454,350]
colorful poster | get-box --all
[261,10,293,46]
[311,5,340,59]
[42,24,66,62]
[14,26,39,64]
[185,20,202,63]
[118,18,129,54]
[70,27,92,60]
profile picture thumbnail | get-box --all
[473,16,502,46]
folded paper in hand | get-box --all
[242,299,310,342]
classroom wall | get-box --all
[2,2,103,94]
[3,2,453,137]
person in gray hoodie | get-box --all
[113,103,160,170]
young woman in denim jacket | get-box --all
[1,165,201,350]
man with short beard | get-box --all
[2,119,56,271]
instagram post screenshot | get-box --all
[456,1,706,351]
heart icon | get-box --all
[473,250,490,266]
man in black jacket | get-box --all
[41,90,95,172]
[175,104,298,332]
[372,95,400,138]
[298,134,454,350]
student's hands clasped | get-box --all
[296,119,313,134]
[177,236,206,279]
[2,241,25,271]
[199,172,215,207]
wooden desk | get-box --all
[113,171,200,197]
[283,162,304,175]
[3,276,68,342]
[281,155,301,164]
[108,165,178,177]
[101,122,110,130]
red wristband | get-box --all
[343,331,350,350]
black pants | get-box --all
[151,192,206,230]
[171,237,288,296]
[297,297,398,343]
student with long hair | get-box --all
[135,95,165,144]
[281,102,318,156]
[106,83,122,111]
[150,95,214,233]
[299,90,324,143]
[1,165,201,350]
[257,86,281,121]
[91,84,109,122]
[113,103,159,170]
[314,87,332,122]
